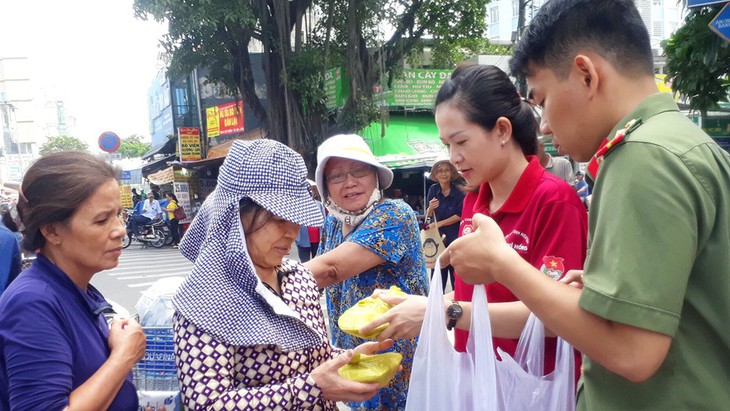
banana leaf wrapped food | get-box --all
[338,352,403,387]
[337,286,406,339]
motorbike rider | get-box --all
[128,192,162,241]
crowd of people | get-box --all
[1,0,729,410]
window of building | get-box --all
[490,6,499,23]
[19,142,32,155]
[653,21,663,37]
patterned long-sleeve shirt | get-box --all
[174,260,342,410]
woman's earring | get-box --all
[500,140,506,147]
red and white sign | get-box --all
[205,100,244,138]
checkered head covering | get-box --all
[173,139,324,350]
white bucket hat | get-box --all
[315,134,393,198]
[429,156,459,182]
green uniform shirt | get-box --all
[578,93,730,410]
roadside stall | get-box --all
[360,113,447,214]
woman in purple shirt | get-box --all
[0,151,146,410]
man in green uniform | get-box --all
[441,0,730,409]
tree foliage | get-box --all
[133,0,490,167]
[39,135,89,156]
[118,134,152,159]
[663,5,730,121]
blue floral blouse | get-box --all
[319,199,429,411]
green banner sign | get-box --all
[324,68,453,110]
[324,68,346,110]
[378,69,452,108]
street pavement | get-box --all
[93,245,195,314]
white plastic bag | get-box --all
[405,260,499,411]
[406,260,575,411]
[496,314,575,411]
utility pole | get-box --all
[515,0,529,97]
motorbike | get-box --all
[123,219,168,249]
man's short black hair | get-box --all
[510,0,654,79]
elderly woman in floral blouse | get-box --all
[305,134,429,411]
[172,139,394,410]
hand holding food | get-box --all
[338,286,406,339]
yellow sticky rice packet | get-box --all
[338,352,403,387]
[338,286,406,339]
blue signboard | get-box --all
[710,3,730,42]
[688,0,727,7]
[120,170,132,180]
[98,131,121,153]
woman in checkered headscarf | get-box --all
[172,139,394,410]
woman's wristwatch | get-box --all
[446,300,463,331]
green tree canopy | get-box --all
[39,135,89,156]
[133,0,490,167]
[118,134,152,159]
[663,5,730,122]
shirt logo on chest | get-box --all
[461,224,474,235]
[505,229,529,253]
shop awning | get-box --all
[142,138,178,160]
[147,166,176,185]
[359,114,446,169]
[141,155,176,176]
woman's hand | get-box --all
[108,317,146,368]
[428,197,440,211]
[560,270,585,289]
[359,292,427,341]
[310,340,395,402]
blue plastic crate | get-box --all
[133,327,179,391]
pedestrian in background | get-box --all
[537,135,575,186]
[424,156,465,292]
[172,140,393,410]
[0,222,21,295]
[295,181,325,262]
[574,171,590,209]
[444,0,730,409]
[129,192,163,240]
[0,151,145,410]
[305,134,429,411]
[162,191,182,248]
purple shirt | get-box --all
[0,254,138,410]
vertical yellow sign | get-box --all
[206,106,220,138]
[120,185,133,208]
[179,127,202,162]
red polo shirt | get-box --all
[454,156,587,374]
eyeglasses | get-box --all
[325,166,373,184]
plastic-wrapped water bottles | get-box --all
[140,296,175,327]
[134,277,185,392]
[135,277,185,324]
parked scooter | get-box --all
[123,219,168,249]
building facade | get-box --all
[487,0,684,73]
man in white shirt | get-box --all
[538,135,575,186]
[129,192,162,239]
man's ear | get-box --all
[573,54,600,99]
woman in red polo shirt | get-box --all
[363,64,587,378]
